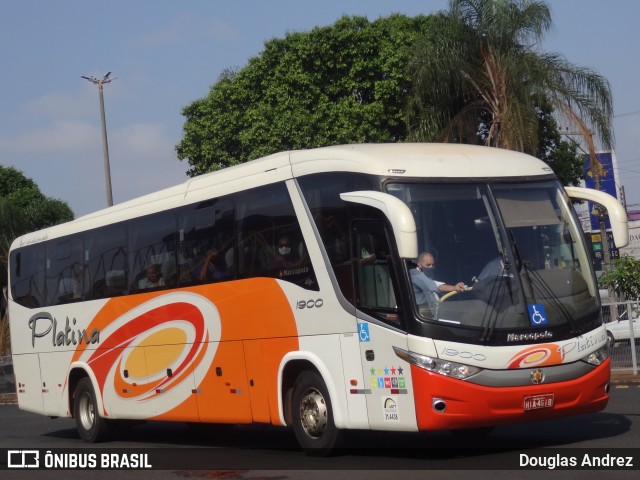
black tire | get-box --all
[291,371,341,456]
[73,377,112,443]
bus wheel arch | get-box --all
[68,367,89,416]
[72,376,112,442]
[282,361,342,455]
[281,359,317,426]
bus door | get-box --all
[352,221,417,431]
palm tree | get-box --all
[407,0,613,160]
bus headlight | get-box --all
[582,345,609,366]
[394,347,481,380]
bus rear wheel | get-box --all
[291,371,341,455]
[74,377,111,443]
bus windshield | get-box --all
[386,180,600,343]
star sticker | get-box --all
[384,367,390,375]
[391,366,397,375]
[398,366,404,375]
[370,367,376,376]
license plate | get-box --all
[523,393,554,411]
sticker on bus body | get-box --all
[527,303,548,327]
[382,396,399,422]
[358,323,370,342]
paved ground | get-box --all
[610,370,640,383]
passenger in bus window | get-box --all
[416,251,466,293]
[359,233,388,265]
[194,248,230,282]
[271,234,307,270]
[138,264,165,290]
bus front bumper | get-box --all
[411,359,610,431]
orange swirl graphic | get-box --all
[508,343,564,369]
[85,302,205,394]
[73,292,221,418]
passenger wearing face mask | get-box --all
[272,234,306,270]
[416,251,466,294]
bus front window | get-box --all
[387,181,600,345]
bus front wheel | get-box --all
[291,371,341,455]
[74,377,111,443]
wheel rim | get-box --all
[299,387,328,439]
[78,391,95,431]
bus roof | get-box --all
[11,143,553,248]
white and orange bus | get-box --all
[8,144,628,453]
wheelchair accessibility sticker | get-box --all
[528,303,548,326]
[358,323,370,342]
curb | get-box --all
[0,392,17,405]
[610,373,640,384]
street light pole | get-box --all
[82,72,114,207]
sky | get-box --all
[1,0,639,218]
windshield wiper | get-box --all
[478,260,510,342]
[522,264,581,335]
[477,257,521,343]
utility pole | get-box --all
[82,72,114,207]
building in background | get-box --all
[619,210,640,259]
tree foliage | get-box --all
[598,255,640,301]
[535,103,583,186]
[176,15,434,176]
[0,166,74,269]
[406,0,613,160]
[177,4,609,188]
[0,166,74,355]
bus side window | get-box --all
[235,184,318,290]
[85,225,128,300]
[351,221,399,323]
[10,246,46,308]
[47,237,84,304]
[128,211,178,291]
[178,198,234,286]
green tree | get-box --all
[0,166,74,267]
[176,15,434,176]
[0,166,73,355]
[535,104,584,186]
[598,255,640,301]
[407,0,613,161]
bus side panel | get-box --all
[12,352,43,414]
[242,339,271,423]
[39,351,71,416]
[242,337,303,425]
[339,332,370,429]
[358,323,418,432]
[192,340,252,423]
[145,344,200,422]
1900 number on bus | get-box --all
[296,299,323,310]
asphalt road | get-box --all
[0,380,639,479]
